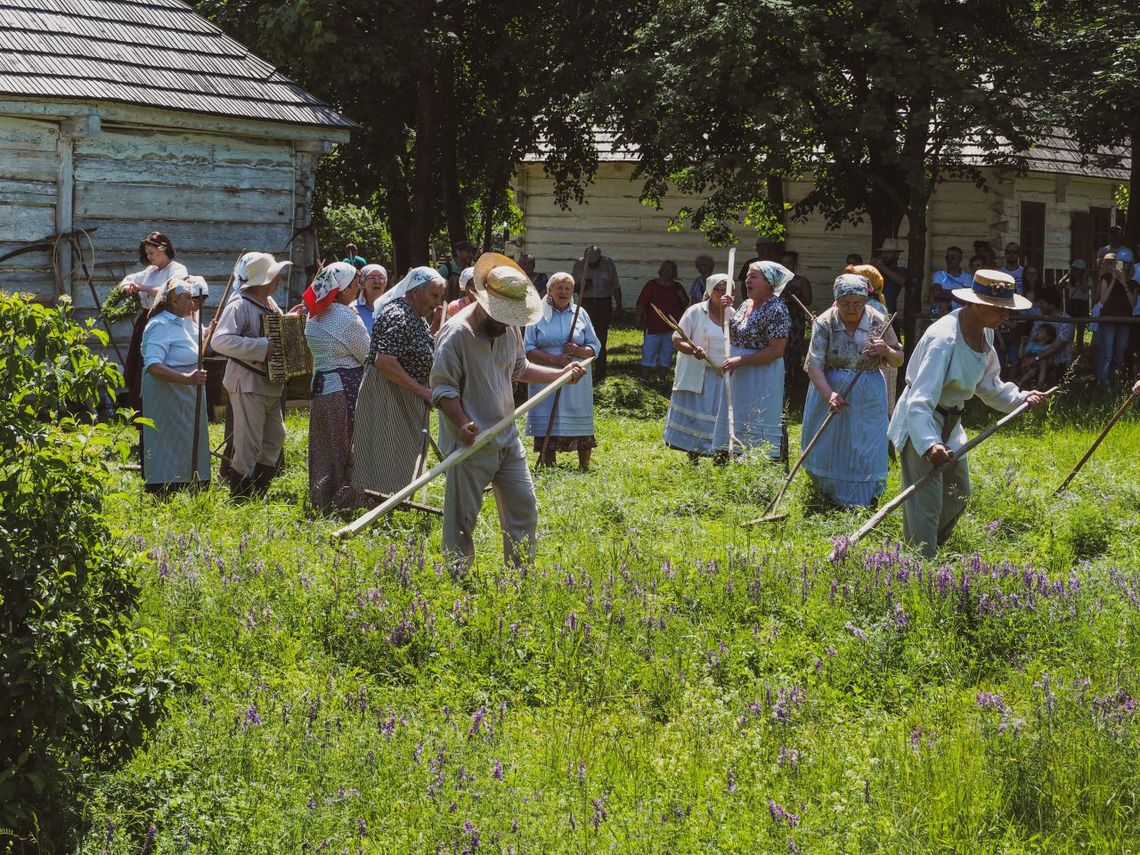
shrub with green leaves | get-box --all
[0,293,175,847]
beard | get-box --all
[479,316,508,338]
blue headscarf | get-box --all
[833,273,870,300]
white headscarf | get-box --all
[377,265,445,310]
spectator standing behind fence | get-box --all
[519,254,549,298]
[572,246,621,384]
[1096,253,1136,382]
[779,250,813,391]
[1000,242,1025,294]
[1097,225,1128,263]
[871,238,908,316]
[636,260,689,381]
[690,254,714,304]
[931,246,971,319]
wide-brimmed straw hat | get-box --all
[472,252,543,326]
[876,238,905,254]
[241,252,292,290]
[952,269,1032,311]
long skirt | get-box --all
[711,347,785,459]
[801,367,888,508]
[663,371,725,456]
[352,365,428,495]
[123,311,148,411]
[525,365,596,444]
[308,390,359,509]
[141,365,209,487]
[882,364,898,417]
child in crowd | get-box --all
[1017,324,1057,387]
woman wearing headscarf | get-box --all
[663,273,732,461]
[847,263,897,415]
[353,266,447,496]
[446,267,476,318]
[801,273,904,507]
[121,231,188,411]
[139,278,209,493]
[303,262,369,509]
[524,272,601,469]
[355,264,388,334]
[888,270,1048,558]
[713,261,794,460]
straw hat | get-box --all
[241,252,292,290]
[876,238,905,254]
[952,269,1032,311]
[472,252,543,326]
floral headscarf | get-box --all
[303,262,358,317]
[232,252,259,289]
[752,261,795,296]
[377,266,445,310]
[834,273,870,300]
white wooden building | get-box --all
[512,132,1128,306]
[0,0,353,351]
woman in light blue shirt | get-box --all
[524,273,601,469]
[140,278,209,493]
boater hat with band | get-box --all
[472,252,544,326]
[952,269,1032,311]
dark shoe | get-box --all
[228,469,255,500]
[252,463,276,495]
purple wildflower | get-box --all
[469,706,487,738]
[844,621,867,643]
[243,704,262,731]
[493,758,504,781]
[727,766,736,793]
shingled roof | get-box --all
[0,0,354,129]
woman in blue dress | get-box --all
[800,273,904,507]
[524,273,602,469]
[712,261,795,461]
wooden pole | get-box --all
[191,305,204,484]
[362,490,441,516]
[334,357,593,539]
[790,292,816,322]
[1053,389,1138,495]
[202,249,245,355]
[831,385,1060,561]
[723,247,739,458]
[651,303,723,376]
[537,248,590,468]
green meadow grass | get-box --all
[77,326,1140,853]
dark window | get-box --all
[1089,206,1112,259]
[1070,211,1091,268]
[1019,201,1046,271]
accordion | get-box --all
[261,312,313,383]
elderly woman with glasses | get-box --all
[139,277,209,493]
[353,267,447,497]
[801,273,903,508]
[303,262,370,509]
[355,264,389,334]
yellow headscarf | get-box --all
[847,264,884,303]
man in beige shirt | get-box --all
[211,252,292,497]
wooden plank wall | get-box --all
[70,124,299,346]
[515,163,1121,307]
[0,115,59,295]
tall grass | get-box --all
[76,326,1140,853]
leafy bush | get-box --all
[318,203,392,265]
[0,293,175,848]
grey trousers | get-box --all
[899,439,972,559]
[443,437,537,571]
[230,390,286,478]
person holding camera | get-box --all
[1095,253,1136,382]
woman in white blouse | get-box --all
[302,262,370,510]
[887,270,1048,558]
[140,278,209,493]
[663,273,733,461]
[121,232,188,411]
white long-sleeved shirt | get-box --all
[887,309,1026,456]
[305,302,369,393]
[121,261,188,310]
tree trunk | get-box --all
[1126,120,1140,250]
[904,198,929,361]
[407,25,436,267]
[382,154,412,278]
[766,174,786,253]
[438,58,467,248]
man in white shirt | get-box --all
[930,246,971,315]
[1000,242,1024,294]
[888,269,1048,558]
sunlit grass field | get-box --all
[80,325,1140,853]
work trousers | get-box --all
[443,437,537,572]
[230,390,286,479]
[899,439,971,559]
[582,298,613,383]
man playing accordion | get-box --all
[212,252,292,498]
